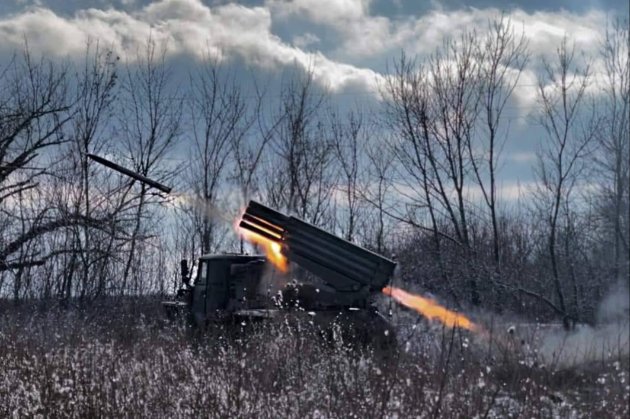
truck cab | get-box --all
[164,254,269,326]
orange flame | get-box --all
[235,213,288,272]
[383,286,478,332]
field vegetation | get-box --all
[1,297,628,417]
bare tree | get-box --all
[0,48,72,280]
[595,19,630,285]
[428,34,482,251]
[363,136,395,254]
[64,41,118,300]
[382,54,444,245]
[231,79,273,203]
[230,77,281,252]
[383,32,484,305]
[330,108,365,242]
[470,16,529,265]
[265,68,334,226]
[533,37,598,322]
[186,57,248,254]
[117,39,183,294]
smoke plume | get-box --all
[539,282,629,366]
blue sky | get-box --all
[0,0,627,202]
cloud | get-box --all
[399,8,607,111]
[405,8,605,58]
[0,0,616,105]
[267,2,606,58]
[292,32,320,49]
[267,0,393,57]
[461,180,539,203]
[265,0,611,112]
[266,0,371,23]
[392,177,539,206]
[0,0,383,93]
[506,152,537,164]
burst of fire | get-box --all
[235,214,288,272]
[383,286,479,332]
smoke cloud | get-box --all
[539,282,630,366]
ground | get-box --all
[0,297,628,418]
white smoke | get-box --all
[597,281,630,323]
[539,282,630,367]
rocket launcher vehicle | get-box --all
[239,200,397,295]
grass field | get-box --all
[0,298,628,418]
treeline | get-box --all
[0,18,627,323]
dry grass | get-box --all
[0,298,628,418]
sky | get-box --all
[0,0,628,202]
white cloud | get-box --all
[266,0,371,24]
[493,181,538,202]
[506,151,537,164]
[0,1,614,105]
[392,174,539,206]
[399,8,603,58]
[267,0,394,57]
[515,9,604,57]
[292,32,320,49]
[398,9,607,113]
[0,0,383,93]
[265,0,608,87]
[380,8,604,61]
[461,180,538,202]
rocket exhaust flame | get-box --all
[383,286,479,332]
[236,211,288,272]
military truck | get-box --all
[163,201,396,345]
[88,154,397,346]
